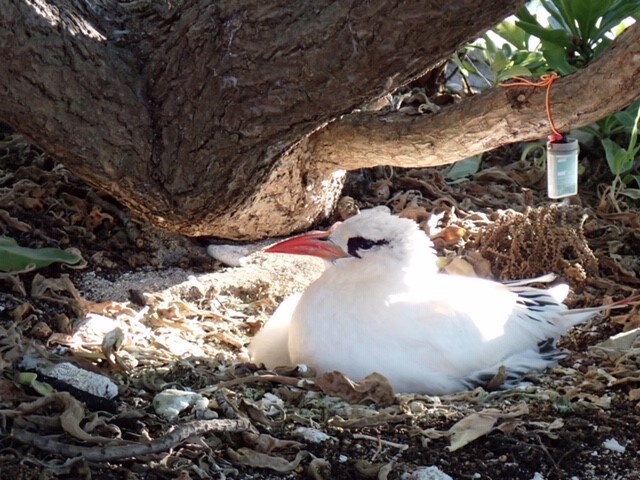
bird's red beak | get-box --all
[265,229,348,260]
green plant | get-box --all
[515,0,640,74]
[451,37,539,89]
[600,100,640,202]
[0,236,83,272]
[445,154,483,182]
[449,0,639,90]
[579,100,640,142]
[520,142,547,166]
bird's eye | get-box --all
[347,236,388,258]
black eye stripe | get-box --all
[347,236,388,258]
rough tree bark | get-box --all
[1,1,639,240]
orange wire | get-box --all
[500,72,561,137]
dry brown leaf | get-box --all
[28,321,52,339]
[628,388,640,401]
[0,378,34,402]
[0,209,31,232]
[473,168,517,184]
[85,206,114,230]
[329,411,409,429]
[11,302,33,322]
[31,274,88,315]
[505,162,545,187]
[355,459,386,478]
[437,225,466,244]
[308,457,332,480]
[315,371,395,405]
[227,447,308,472]
[589,328,640,360]
[242,431,305,454]
[423,402,529,451]
[214,331,245,349]
[9,392,117,443]
[87,300,137,316]
[336,196,359,220]
[397,205,429,223]
[371,179,392,201]
[610,312,640,332]
[495,418,524,434]
[240,399,279,426]
[484,365,508,391]
[0,324,24,369]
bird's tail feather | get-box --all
[502,273,557,286]
[560,293,640,327]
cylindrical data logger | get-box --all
[547,137,579,199]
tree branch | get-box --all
[310,22,640,171]
[12,418,251,461]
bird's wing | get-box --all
[385,275,577,380]
[248,292,301,368]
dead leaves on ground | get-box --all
[315,371,395,405]
[4,136,640,477]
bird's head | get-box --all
[266,206,437,275]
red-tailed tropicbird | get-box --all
[249,206,638,394]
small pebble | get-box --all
[401,466,453,480]
[602,437,626,453]
[293,426,332,443]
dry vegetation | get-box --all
[2,126,640,479]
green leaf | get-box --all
[512,50,542,65]
[599,114,627,137]
[570,127,597,146]
[495,65,532,83]
[628,98,640,152]
[576,125,600,140]
[599,2,640,41]
[541,0,580,37]
[451,52,481,77]
[515,7,543,27]
[541,42,578,74]
[570,0,613,44]
[445,155,483,181]
[515,21,574,48]
[619,188,640,200]
[0,237,82,272]
[614,111,636,130]
[493,20,530,50]
[482,33,498,54]
[626,174,640,189]
[592,37,613,58]
[491,50,508,74]
[520,142,547,163]
[602,138,632,175]
[17,372,54,396]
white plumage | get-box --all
[249,206,632,394]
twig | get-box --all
[533,434,562,476]
[12,418,251,461]
[351,434,408,479]
[214,374,313,389]
[351,433,409,451]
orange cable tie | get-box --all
[500,72,561,138]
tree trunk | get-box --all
[2,1,638,240]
